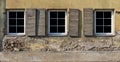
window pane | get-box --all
[104,26,111,33]
[49,11,66,34]
[50,19,57,25]
[50,26,57,33]
[9,12,16,18]
[17,12,24,18]
[58,19,65,25]
[96,12,103,18]
[58,12,65,18]
[104,12,111,18]
[96,26,103,33]
[9,19,16,25]
[17,27,24,33]
[17,19,24,25]
[9,26,16,33]
[96,19,103,25]
[58,26,65,33]
[104,19,111,25]
[50,12,57,18]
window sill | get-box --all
[6,33,25,37]
[48,33,67,37]
[95,33,115,37]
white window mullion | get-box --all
[49,12,50,34]
[8,12,10,33]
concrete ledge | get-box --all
[1,51,120,62]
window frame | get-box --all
[94,10,114,36]
[48,10,67,36]
[7,10,25,36]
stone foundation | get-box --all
[3,31,120,52]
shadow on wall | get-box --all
[0,38,3,52]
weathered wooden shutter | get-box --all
[84,8,94,36]
[69,9,80,37]
[37,9,46,36]
[26,9,36,36]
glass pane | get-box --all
[50,26,57,33]
[17,12,24,18]
[58,26,65,33]
[9,12,16,18]
[58,19,65,25]
[104,26,111,33]
[104,12,111,18]
[96,19,103,25]
[9,19,16,25]
[17,27,24,33]
[50,12,57,18]
[96,12,103,18]
[50,19,57,25]
[17,19,24,25]
[58,12,65,18]
[9,26,16,33]
[96,26,103,33]
[104,19,111,25]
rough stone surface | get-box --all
[3,37,28,52]
[2,31,120,52]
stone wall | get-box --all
[4,0,120,52]
[0,0,5,51]
[2,31,120,52]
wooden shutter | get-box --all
[37,9,46,36]
[26,9,36,36]
[69,9,80,37]
[84,8,94,36]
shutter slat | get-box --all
[37,9,46,36]
[26,9,36,36]
[84,8,94,36]
[69,9,80,37]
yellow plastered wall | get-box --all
[6,0,120,33]
[6,0,120,9]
